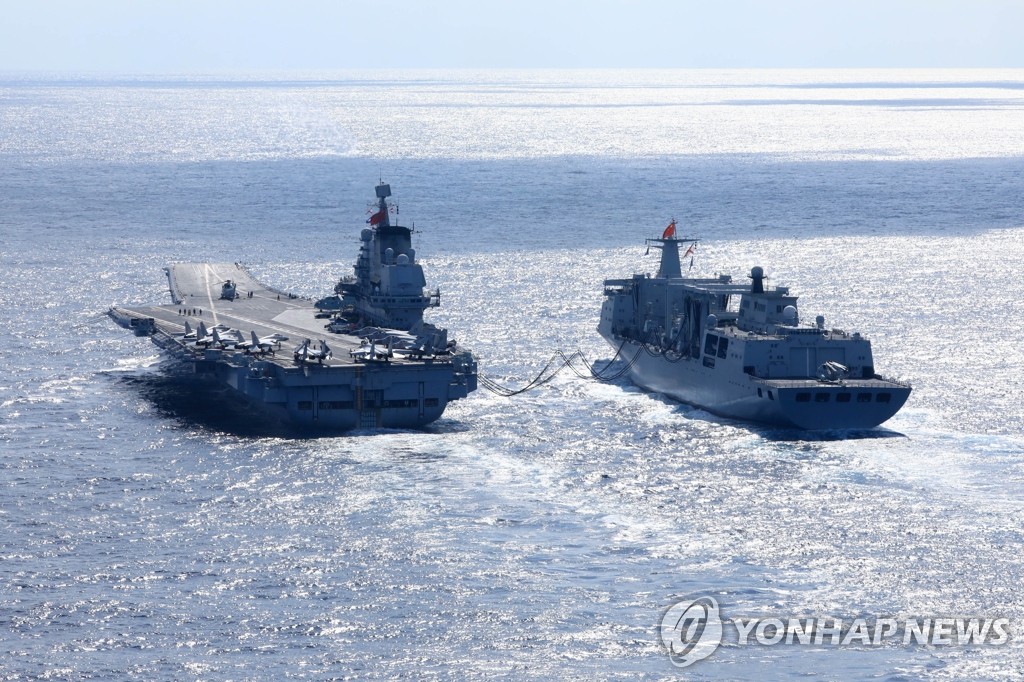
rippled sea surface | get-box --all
[3,69,1024,680]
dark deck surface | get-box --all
[117,263,367,367]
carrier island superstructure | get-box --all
[598,232,910,429]
[110,183,477,432]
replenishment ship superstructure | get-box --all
[598,227,910,429]
[110,183,477,432]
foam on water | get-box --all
[2,69,1024,680]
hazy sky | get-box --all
[1,0,1022,72]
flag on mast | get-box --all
[662,220,677,239]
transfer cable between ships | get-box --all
[478,340,644,397]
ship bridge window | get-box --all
[815,393,830,403]
[876,393,892,403]
[795,392,811,402]
[716,337,729,359]
[704,334,718,356]
[836,393,851,403]
[857,393,872,403]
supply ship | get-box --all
[598,228,910,429]
[110,183,477,432]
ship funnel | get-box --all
[750,266,765,294]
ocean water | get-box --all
[2,69,1024,680]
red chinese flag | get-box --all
[662,221,676,239]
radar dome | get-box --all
[783,305,797,321]
[706,314,718,329]
[396,254,410,265]
[360,229,372,242]
[749,266,765,293]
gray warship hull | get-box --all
[604,336,910,430]
[111,262,476,432]
[599,228,910,431]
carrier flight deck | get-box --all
[110,183,478,432]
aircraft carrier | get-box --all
[598,224,911,429]
[109,183,477,432]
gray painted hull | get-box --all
[608,337,910,430]
[112,261,476,434]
